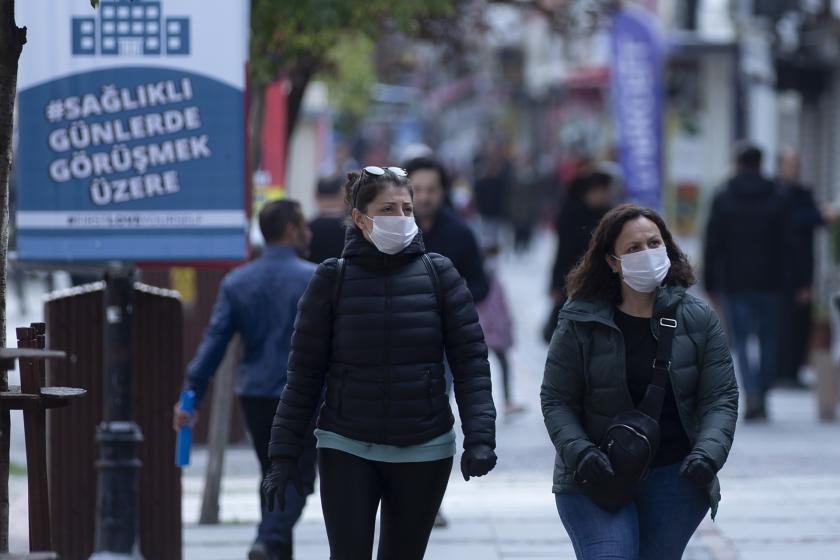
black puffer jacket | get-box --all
[268,227,496,460]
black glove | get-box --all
[575,447,614,485]
[461,444,497,481]
[679,454,716,485]
[261,458,304,512]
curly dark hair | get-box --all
[565,204,696,303]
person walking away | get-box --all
[543,171,612,343]
[405,155,491,527]
[473,151,513,249]
[476,245,525,416]
[508,154,542,253]
[173,200,316,560]
[308,175,347,264]
[542,204,738,560]
[704,143,789,421]
[261,167,497,559]
[405,156,489,303]
[775,147,839,388]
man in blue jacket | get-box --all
[174,199,315,560]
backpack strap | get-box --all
[421,254,444,316]
[637,305,679,420]
[332,258,347,311]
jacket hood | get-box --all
[727,171,777,199]
[560,284,688,326]
[341,224,426,259]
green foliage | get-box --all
[322,33,375,131]
[249,0,456,87]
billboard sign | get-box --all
[14,0,249,262]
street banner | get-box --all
[14,0,249,262]
[609,6,664,210]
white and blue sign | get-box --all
[14,0,249,262]
[609,7,664,210]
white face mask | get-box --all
[614,246,671,293]
[364,215,418,255]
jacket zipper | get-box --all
[383,256,392,443]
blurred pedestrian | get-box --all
[542,204,738,560]
[473,151,512,249]
[476,245,525,416]
[173,200,316,560]
[775,147,838,388]
[543,171,613,343]
[308,176,347,264]
[508,154,542,254]
[704,144,789,421]
[262,167,497,559]
[405,156,489,303]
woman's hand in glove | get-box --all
[461,444,497,481]
[261,458,304,512]
[679,454,716,485]
[576,447,615,485]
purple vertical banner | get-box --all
[609,7,664,210]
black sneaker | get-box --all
[249,541,293,560]
[248,542,271,560]
[744,405,768,423]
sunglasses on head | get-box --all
[352,166,408,209]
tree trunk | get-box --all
[0,0,26,552]
[285,64,315,147]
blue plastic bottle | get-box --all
[175,390,196,467]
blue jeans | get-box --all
[555,463,709,560]
[722,292,781,396]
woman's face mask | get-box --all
[364,215,418,255]
[612,246,671,293]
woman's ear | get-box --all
[351,208,367,232]
[606,254,621,276]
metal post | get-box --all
[90,265,144,559]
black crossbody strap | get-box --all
[421,254,444,316]
[637,305,679,420]
[332,258,347,311]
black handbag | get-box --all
[577,307,678,513]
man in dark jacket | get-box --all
[775,147,836,387]
[704,144,788,421]
[308,176,347,264]
[405,156,489,304]
[174,199,316,560]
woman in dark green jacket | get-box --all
[541,204,738,560]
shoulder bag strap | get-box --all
[637,305,679,420]
[420,254,444,316]
[332,258,346,311]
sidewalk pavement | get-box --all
[183,235,840,559]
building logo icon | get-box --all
[73,0,190,56]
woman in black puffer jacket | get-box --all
[262,166,497,560]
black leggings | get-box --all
[318,448,453,560]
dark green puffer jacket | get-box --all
[540,285,738,518]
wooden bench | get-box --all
[0,323,85,557]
